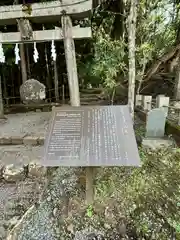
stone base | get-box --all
[0,136,45,146]
[142,137,173,150]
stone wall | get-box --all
[0,135,44,146]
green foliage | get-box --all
[137,1,176,59]
[1,0,179,96]
[91,33,126,90]
[78,59,101,87]
[136,42,154,83]
[94,148,180,239]
[86,205,93,218]
[86,0,178,95]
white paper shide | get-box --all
[33,42,39,63]
[51,40,56,61]
[0,43,5,63]
[15,43,20,64]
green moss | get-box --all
[22,4,32,15]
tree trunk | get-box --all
[43,26,52,101]
[128,0,137,120]
[2,67,8,106]
[44,43,52,101]
[110,0,124,40]
[14,0,27,83]
[19,44,27,83]
[0,73,4,119]
[174,54,180,100]
[26,45,31,79]
[53,60,59,102]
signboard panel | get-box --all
[43,105,140,167]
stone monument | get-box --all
[146,108,166,138]
[20,79,46,104]
[142,108,173,149]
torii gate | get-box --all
[0,0,103,106]
[0,0,105,203]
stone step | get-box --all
[81,99,108,105]
[80,88,102,94]
[80,96,100,101]
[80,93,101,98]
[0,135,45,146]
[67,97,100,104]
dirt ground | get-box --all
[0,145,43,166]
[0,111,51,168]
[0,112,50,238]
[0,111,51,138]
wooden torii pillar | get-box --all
[61,15,80,106]
[61,15,93,204]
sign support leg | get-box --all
[85,167,94,204]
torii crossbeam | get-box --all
[0,0,92,25]
[0,27,91,43]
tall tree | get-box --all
[128,0,137,119]
[0,73,4,119]
[174,1,180,100]
[110,0,125,40]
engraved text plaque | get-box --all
[43,105,140,167]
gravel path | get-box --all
[0,111,66,238]
[0,179,45,239]
[0,145,45,239]
[0,162,45,239]
[6,167,76,240]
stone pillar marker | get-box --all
[156,95,170,116]
[142,108,173,149]
[145,108,166,138]
[135,94,143,107]
[143,95,152,111]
